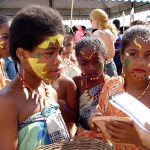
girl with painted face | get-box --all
[0,5,70,150]
[89,25,150,150]
[73,35,110,139]
[0,16,15,88]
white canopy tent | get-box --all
[0,0,149,20]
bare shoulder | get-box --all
[73,75,81,86]
[0,86,18,114]
[56,74,77,87]
[0,85,18,148]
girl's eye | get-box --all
[79,61,87,66]
[145,53,150,58]
[44,52,54,56]
[59,48,64,54]
[129,52,137,56]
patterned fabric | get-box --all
[18,103,70,150]
[74,83,104,139]
[97,76,143,150]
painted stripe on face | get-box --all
[98,64,103,71]
[134,40,141,49]
[124,53,130,67]
[36,52,42,58]
[38,34,64,49]
[0,41,4,48]
[28,57,48,80]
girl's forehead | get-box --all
[79,46,96,52]
[127,37,150,47]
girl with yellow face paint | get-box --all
[28,35,64,82]
[0,5,71,150]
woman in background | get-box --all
[89,9,117,77]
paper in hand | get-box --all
[109,92,150,132]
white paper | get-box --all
[109,92,150,132]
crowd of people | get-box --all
[0,4,150,150]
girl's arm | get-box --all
[0,95,18,150]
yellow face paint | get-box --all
[28,58,50,81]
[0,41,4,49]
[134,40,141,49]
[148,63,150,67]
[38,34,64,49]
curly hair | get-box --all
[9,5,65,62]
[75,35,107,57]
[121,25,150,54]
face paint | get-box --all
[79,51,96,60]
[28,57,49,81]
[124,53,130,67]
[134,40,141,49]
[0,41,4,49]
[98,64,103,71]
[38,34,64,49]
[36,52,42,58]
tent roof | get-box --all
[0,0,149,19]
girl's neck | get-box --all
[124,75,149,90]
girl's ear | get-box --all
[16,48,28,64]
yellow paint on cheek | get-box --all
[148,63,150,67]
[28,58,48,80]
[134,40,141,49]
[38,34,64,49]
[0,41,4,48]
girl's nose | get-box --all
[88,63,95,70]
[53,54,62,65]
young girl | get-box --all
[89,25,150,150]
[0,15,13,89]
[89,9,118,77]
[73,35,109,139]
[61,25,81,78]
[0,5,70,150]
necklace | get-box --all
[136,80,150,99]
[17,73,50,109]
[84,76,104,100]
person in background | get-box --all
[61,25,81,78]
[89,9,118,77]
[0,5,70,150]
[75,25,86,43]
[130,20,146,27]
[3,57,16,79]
[0,15,12,89]
[113,19,122,75]
[89,25,150,150]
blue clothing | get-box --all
[79,83,103,130]
[114,33,122,75]
[18,103,70,150]
[3,57,16,79]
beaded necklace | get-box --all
[17,73,50,109]
[84,76,104,100]
[136,80,150,100]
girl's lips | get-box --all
[133,69,146,73]
[88,73,98,78]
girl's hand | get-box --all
[105,119,141,144]
[87,113,102,133]
[134,121,150,149]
